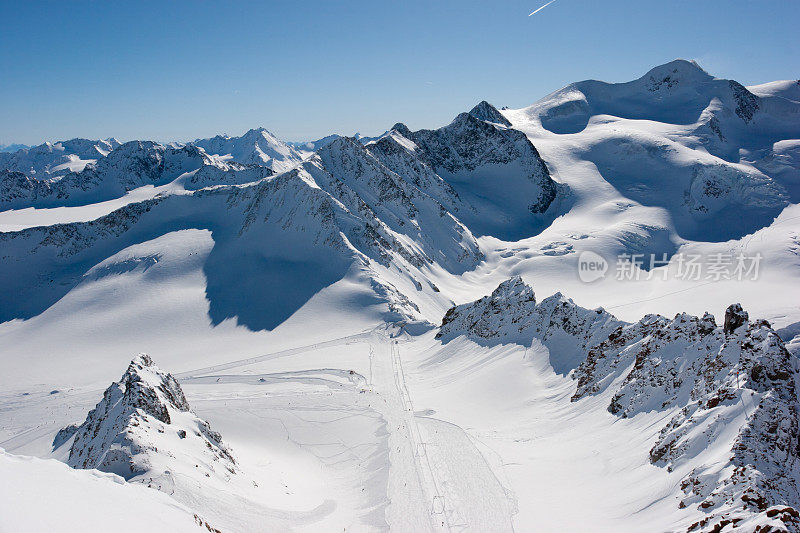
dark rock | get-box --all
[724,303,749,334]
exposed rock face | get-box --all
[437,276,622,374]
[729,80,760,123]
[309,135,483,274]
[408,104,558,212]
[468,100,513,126]
[65,354,237,483]
[0,169,56,207]
[367,102,564,240]
[570,306,800,526]
[438,276,538,341]
[438,279,800,530]
[724,303,750,334]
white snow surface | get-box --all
[0,449,211,533]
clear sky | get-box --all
[1,0,798,146]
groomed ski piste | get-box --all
[2,60,800,532]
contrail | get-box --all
[528,0,556,16]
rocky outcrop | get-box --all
[568,301,800,526]
[438,279,800,529]
[724,303,749,334]
[0,169,57,208]
[437,277,622,373]
[64,354,237,484]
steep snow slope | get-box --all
[193,127,305,172]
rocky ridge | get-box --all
[61,354,238,489]
[438,278,800,532]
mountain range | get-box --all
[1,60,799,533]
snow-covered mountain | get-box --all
[0,100,558,328]
[48,354,260,530]
[0,141,273,210]
[0,143,30,153]
[0,138,120,177]
[2,60,800,533]
[193,127,305,172]
[515,60,797,242]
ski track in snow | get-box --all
[0,324,518,531]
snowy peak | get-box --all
[193,127,304,172]
[468,100,512,126]
[65,354,237,484]
[534,58,788,135]
[389,123,413,137]
[438,276,537,340]
[639,59,713,91]
[0,137,119,178]
[382,103,563,239]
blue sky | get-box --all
[1,0,797,145]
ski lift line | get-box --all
[390,337,452,532]
[387,341,443,525]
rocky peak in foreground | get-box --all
[437,279,800,531]
[63,354,238,488]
